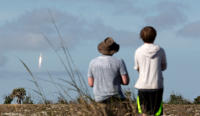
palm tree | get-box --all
[11,88,26,104]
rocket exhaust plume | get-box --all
[38,53,42,68]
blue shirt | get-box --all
[88,55,128,102]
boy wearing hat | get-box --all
[88,37,129,103]
[134,26,167,116]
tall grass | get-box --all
[20,59,47,104]
[44,11,92,100]
[20,11,92,104]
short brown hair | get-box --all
[140,26,157,43]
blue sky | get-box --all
[1,0,200,103]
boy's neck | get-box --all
[144,42,154,44]
[102,54,113,56]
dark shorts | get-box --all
[137,88,163,115]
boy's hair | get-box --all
[140,26,157,43]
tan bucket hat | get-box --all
[98,37,119,55]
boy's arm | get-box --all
[120,60,129,85]
[161,49,167,71]
[121,74,129,85]
[88,77,94,87]
[88,61,94,87]
[134,51,139,71]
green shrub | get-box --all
[4,95,13,104]
[57,97,68,104]
[23,96,34,104]
[194,96,200,104]
[168,93,191,104]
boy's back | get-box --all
[88,55,127,102]
[134,43,167,89]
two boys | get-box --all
[88,26,167,115]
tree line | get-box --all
[3,88,200,104]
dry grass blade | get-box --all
[58,78,82,95]
[48,10,91,97]
[42,34,73,79]
[42,25,91,101]
[19,59,47,104]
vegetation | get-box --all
[10,88,26,104]
[167,93,191,104]
[19,13,92,104]
[3,95,13,104]
[57,97,68,104]
[23,95,34,104]
[3,88,33,104]
[194,96,200,104]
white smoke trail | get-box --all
[38,53,42,68]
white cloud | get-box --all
[177,20,200,38]
[46,0,145,16]
[144,1,187,30]
[0,8,139,53]
[105,0,146,15]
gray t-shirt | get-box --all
[88,55,128,102]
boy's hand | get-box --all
[121,74,129,85]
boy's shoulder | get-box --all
[159,46,165,51]
[89,55,121,62]
[89,56,101,64]
[135,44,146,54]
[135,45,143,51]
[90,55,124,65]
[135,44,166,55]
[158,46,165,54]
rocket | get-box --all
[38,53,42,68]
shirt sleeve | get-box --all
[134,51,139,70]
[87,61,93,77]
[119,59,128,75]
[161,48,167,71]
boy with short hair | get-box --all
[134,26,167,116]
